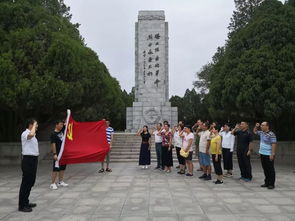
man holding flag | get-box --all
[50,120,69,190]
[57,110,110,166]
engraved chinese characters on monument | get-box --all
[126,11,178,131]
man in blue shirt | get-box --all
[253,122,277,189]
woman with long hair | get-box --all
[137,125,151,169]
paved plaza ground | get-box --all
[0,160,295,221]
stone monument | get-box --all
[126,11,178,131]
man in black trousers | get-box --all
[18,119,39,212]
[253,122,277,189]
[232,121,253,182]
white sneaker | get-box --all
[145,165,149,169]
[50,183,58,190]
[57,181,69,187]
[141,166,145,169]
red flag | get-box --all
[58,110,110,165]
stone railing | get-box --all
[0,142,50,165]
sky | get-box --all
[64,0,235,97]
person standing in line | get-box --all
[163,120,169,125]
[198,122,212,180]
[209,122,217,131]
[153,123,163,170]
[219,123,235,177]
[192,119,203,171]
[50,120,69,190]
[99,119,114,173]
[161,121,172,133]
[161,124,173,173]
[253,122,277,189]
[173,124,185,174]
[210,126,223,184]
[181,125,194,176]
[137,126,151,169]
[232,121,253,182]
[18,119,39,212]
[174,121,184,169]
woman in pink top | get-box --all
[180,125,194,176]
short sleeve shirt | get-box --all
[50,131,64,154]
[161,131,172,147]
[183,132,194,152]
[198,130,211,153]
[257,130,277,155]
[106,127,114,144]
[141,132,151,142]
[173,131,183,147]
[21,129,39,156]
[153,130,162,143]
[210,135,222,155]
[233,130,253,151]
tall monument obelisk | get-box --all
[126,11,178,131]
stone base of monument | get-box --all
[126,102,178,132]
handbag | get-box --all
[180,148,189,158]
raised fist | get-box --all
[255,123,260,128]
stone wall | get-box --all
[0,142,51,165]
[251,141,295,165]
[1,141,293,166]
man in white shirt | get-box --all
[153,123,163,169]
[18,119,39,212]
[219,124,235,176]
[197,122,212,180]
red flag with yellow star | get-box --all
[57,110,110,165]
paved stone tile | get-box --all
[234,214,268,221]
[206,214,237,221]
[0,161,294,221]
[226,202,258,214]
[201,205,231,215]
[150,216,179,221]
[175,205,203,215]
[120,216,148,221]
[59,215,90,221]
[179,215,209,221]
[255,205,282,213]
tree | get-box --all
[228,0,264,37]
[194,47,225,95]
[170,89,211,125]
[0,0,132,141]
[197,0,295,140]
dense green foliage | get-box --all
[0,0,133,141]
[193,0,295,140]
[170,89,211,125]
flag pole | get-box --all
[56,109,71,167]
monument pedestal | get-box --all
[127,102,178,132]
